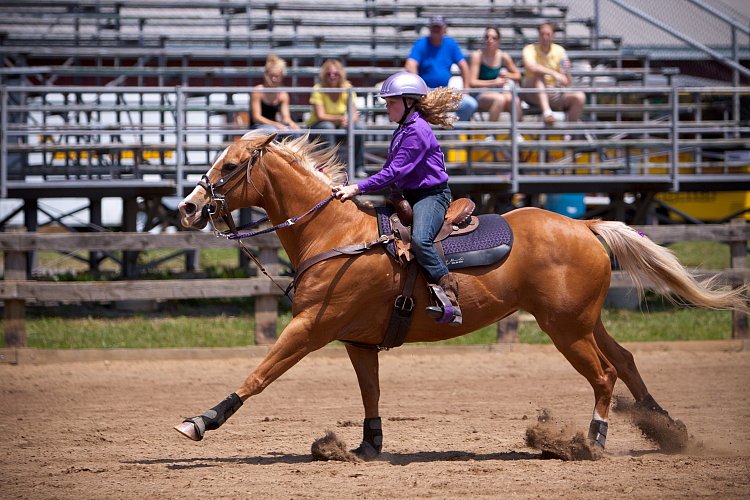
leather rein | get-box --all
[196,146,394,299]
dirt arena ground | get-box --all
[2,341,749,499]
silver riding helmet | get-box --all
[380,71,428,100]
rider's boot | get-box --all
[426,273,462,326]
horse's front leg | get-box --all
[174,316,329,441]
[345,344,382,460]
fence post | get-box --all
[254,245,281,345]
[3,248,27,347]
[729,219,748,339]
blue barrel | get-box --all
[545,193,586,218]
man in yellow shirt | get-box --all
[521,22,585,125]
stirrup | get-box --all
[426,284,462,326]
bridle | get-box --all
[194,143,393,301]
[198,148,264,234]
[196,145,335,298]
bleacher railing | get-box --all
[2,84,749,199]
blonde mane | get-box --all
[257,132,349,187]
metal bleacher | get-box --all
[1,0,749,232]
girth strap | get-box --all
[381,261,419,349]
[344,261,419,351]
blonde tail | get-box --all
[587,220,749,312]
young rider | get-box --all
[332,71,464,325]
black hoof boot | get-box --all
[352,417,382,460]
[587,419,608,448]
[175,393,243,441]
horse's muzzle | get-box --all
[178,200,209,229]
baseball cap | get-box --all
[429,15,447,27]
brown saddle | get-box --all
[387,192,479,264]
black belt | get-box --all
[403,181,449,198]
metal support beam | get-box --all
[608,0,750,80]
[1,86,7,198]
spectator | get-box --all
[404,15,477,122]
[467,26,523,122]
[249,54,300,132]
[521,21,585,125]
[307,58,365,174]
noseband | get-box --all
[198,148,263,232]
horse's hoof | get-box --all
[351,441,380,461]
[174,421,202,441]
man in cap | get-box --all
[404,15,478,122]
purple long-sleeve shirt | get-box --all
[357,111,448,193]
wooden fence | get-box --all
[0,231,288,347]
[1,221,748,347]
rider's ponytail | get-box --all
[416,87,462,128]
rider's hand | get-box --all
[332,184,360,201]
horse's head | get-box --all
[179,131,276,230]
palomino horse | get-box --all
[175,130,747,458]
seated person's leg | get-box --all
[513,94,524,121]
[311,120,337,149]
[456,94,478,122]
[250,123,280,133]
[478,92,504,122]
[561,91,586,122]
[521,76,554,123]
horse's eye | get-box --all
[224,162,238,172]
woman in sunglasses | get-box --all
[307,58,366,175]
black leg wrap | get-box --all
[183,393,243,439]
[363,417,383,453]
[588,419,608,448]
[203,393,243,431]
[352,417,382,460]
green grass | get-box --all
[20,315,258,349]
[2,241,743,349]
[425,307,732,346]
[668,240,740,269]
[0,302,734,349]
[1,299,296,349]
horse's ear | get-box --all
[242,132,277,153]
[239,130,277,147]
[260,132,277,148]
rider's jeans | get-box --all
[404,184,451,284]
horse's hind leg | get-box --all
[593,315,689,450]
[592,316,649,400]
[594,315,676,412]
[548,329,617,448]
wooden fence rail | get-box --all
[0,231,289,347]
[1,221,748,347]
